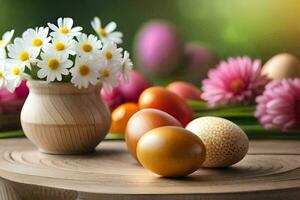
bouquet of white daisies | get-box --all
[0,17,133,93]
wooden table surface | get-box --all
[0,138,299,200]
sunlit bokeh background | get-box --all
[1,0,300,65]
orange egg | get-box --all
[166,81,201,100]
[137,126,206,177]
[138,87,193,126]
[110,103,139,134]
[125,109,182,160]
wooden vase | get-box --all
[20,81,111,154]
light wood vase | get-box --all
[20,81,111,154]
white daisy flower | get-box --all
[0,47,6,59]
[120,51,133,83]
[37,51,73,82]
[101,41,123,66]
[75,33,102,57]
[43,35,75,55]
[98,64,119,93]
[70,56,99,89]
[48,17,82,38]
[0,30,14,48]
[91,17,123,44]
[0,60,8,88]
[22,27,51,50]
[5,60,26,92]
[7,38,39,67]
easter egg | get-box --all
[166,81,201,100]
[110,103,139,134]
[118,70,151,102]
[137,126,206,177]
[262,53,300,80]
[138,87,193,126]
[125,108,182,160]
[101,87,124,111]
[183,43,218,82]
[186,116,249,168]
[134,20,183,75]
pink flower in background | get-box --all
[201,56,268,107]
[0,80,28,114]
[255,79,300,130]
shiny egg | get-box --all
[137,126,206,177]
[125,109,182,160]
[138,86,193,126]
[110,103,139,134]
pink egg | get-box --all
[183,43,218,82]
[101,87,124,111]
[166,81,201,100]
[118,70,151,102]
[135,20,183,75]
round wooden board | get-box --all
[0,138,300,200]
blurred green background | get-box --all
[1,0,300,62]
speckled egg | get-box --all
[186,116,249,168]
[262,53,300,80]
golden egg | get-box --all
[262,53,300,80]
[125,109,182,161]
[186,116,248,168]
[137,126,206,177]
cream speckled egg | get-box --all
[262,53,300,80]
[186,116,249,168]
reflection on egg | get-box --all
[186,116,249,168]
[137,126,206,177]
[125,109,182,160]
[262,53,300,80]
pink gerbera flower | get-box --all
[255,79,300,130]
[201,56,268,107]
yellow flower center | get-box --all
[105,51,113,60]
[59,28,70,34]
[48,59,59,70]
[82,43,93,52]
[12,67,20,76]
[101,69,110,78]
[99,28,107,37]
[0,39,4,45]
[79,65,90,76]
[54,42,65,51]
[19,51,29,61]
[230,79,245,93]
[0,69,3,78]
[32,38,43,47]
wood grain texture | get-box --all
[0,178,20,200]
[20,81,111,154]
[0,138,299,199]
